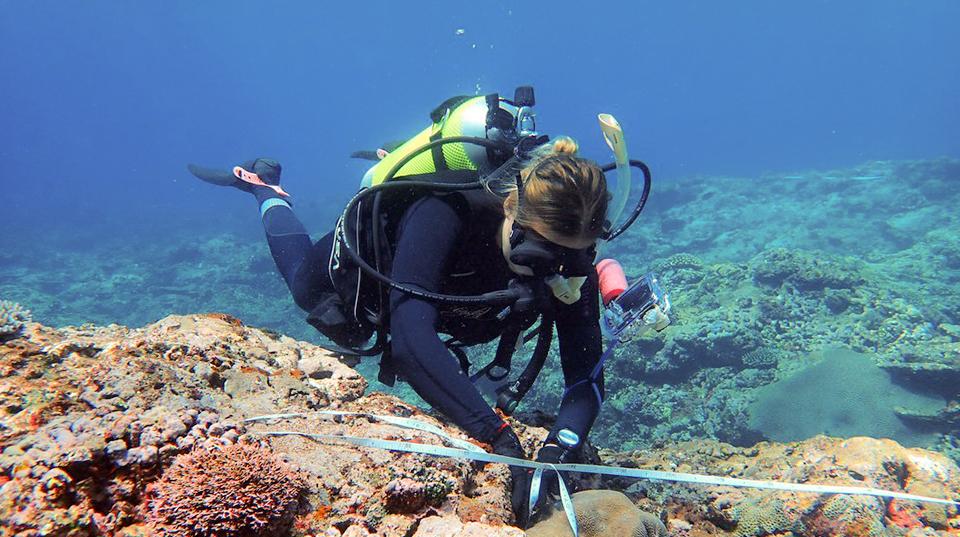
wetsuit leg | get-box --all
[257,198,336,312]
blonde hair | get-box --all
[492,137,609,241]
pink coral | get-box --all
[148,443,304,537]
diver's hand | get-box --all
[491,427,535,527]
[533,443,565,498]
[506,442,569,528]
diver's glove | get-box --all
[491,427,535,528]
[517,441,575,524]
[187,158,289,202]
[533,443,566,496]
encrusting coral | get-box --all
[148,443,304,537]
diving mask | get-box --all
[508,225,596,304]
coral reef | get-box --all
[148,443,304,536]
[3,158,960,534]
[0,299,31,340]
[0,314,525,535]
[3,314,960,535]
[601,435,960,536]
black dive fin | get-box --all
[187,163,239,186]
[381,139,406,152]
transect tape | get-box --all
[245,411,960,536]
[245,411,484,453]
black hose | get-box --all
[338,181,523,306]
[600,160,652,241]
[337,137,527,306]
[496,313,554,415]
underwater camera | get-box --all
[598,259,671,342]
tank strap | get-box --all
[429,128,449,172]
[430,95,472,123]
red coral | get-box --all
[886,499,923,529]
[148,443,304,537]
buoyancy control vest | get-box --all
[307,87,544,357]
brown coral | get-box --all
[383,478,428,513]
[148,443,304,537]
[526,490,668,537]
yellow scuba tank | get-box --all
[361,89,539,187]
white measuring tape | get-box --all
[245,411,960,535]
[246,411,485,453]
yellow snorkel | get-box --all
[598,114,631,233]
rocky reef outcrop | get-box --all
[0,314,518,536]
[602,435,960,536]
[3,313,960,536]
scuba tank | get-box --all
[361,88,540,187]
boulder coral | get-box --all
[526,490,668,537]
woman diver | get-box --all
[187,87,654,527]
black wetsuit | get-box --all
[259,187,605,446]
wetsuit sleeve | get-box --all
[550,270,604,447]
[388,196,507,443]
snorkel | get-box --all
[592,114,670,391]
[598,113,631,247]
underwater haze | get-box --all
[2,1,958,237]
[3,0,960,467]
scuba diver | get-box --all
[188,87,664,527]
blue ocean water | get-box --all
[2,1,957,236]
[2,1,959,452]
